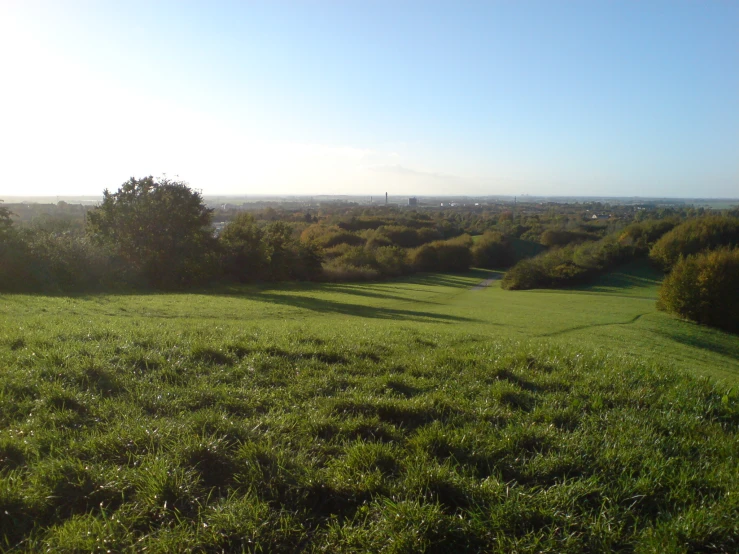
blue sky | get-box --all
[1,1,737,197]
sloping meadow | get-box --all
[0,314,737,552]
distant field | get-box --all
[1,264,737,551]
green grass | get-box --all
[0,264,737,551]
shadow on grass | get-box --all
[405,271,491,288]
[22,271,484,306]
[309,283,440,304]
[9,271,489,324]
[651,325,739,361]
[538,313,649,337]
[242,291,476,323]
[572,260,663,293]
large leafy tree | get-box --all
[87,176,215,288]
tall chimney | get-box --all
[385,192,388,205]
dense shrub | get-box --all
[0,229,132,292]
[362,230,394,249]
[540,229,599,247]
[288,242,324,280]
[322,261,380,281]
[373,246,410,276]
[572,237,632,270]
[375,225,442,248]
[322,245,410,281]
[618,218,678,251]
[410,236,472,273]
[502,246,583,290]
[263,222,322,281]
[471,231,515,268]
[336,216,386,232]
[300,224,365,248]
[657,247,739,333]
[219,213,267,282]
[502,237,633,290]
[650,216,739,270]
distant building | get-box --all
[591,214,610,220]
[408,197,418,207]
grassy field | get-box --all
[1,263,737,551]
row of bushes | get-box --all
[500,217,737,292]
[300,222,454,250]
[0,229,141,292]
[0,220,495,292]
[322,236,475,281]
[321,231,519,281]
[499,214,739,335]
[501,237,636,290]
[0,216,324,292]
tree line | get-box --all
[501,214,739,333]
[2,177,736,333]
[0,177,518,291]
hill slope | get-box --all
[0,266,737,551]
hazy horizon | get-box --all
[1,1,737,198]
[4,193,738,206]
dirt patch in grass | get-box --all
[470,274,502,291]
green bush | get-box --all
[219,213,267,282]
[0,229,134,292]
[657,247,739,333]
[322,261,380,281]
[373,246,410,277]
[300,224,365,249]
[618,218,678,251]
[471,231,515,268]
[499,258,548,290]
[540,229,599,247]
[376,225,442,248]
[263,222,322,281]
[322,245,409,281]
[650,216,739,270]
[410,236,472,273]
[502,237,633,290]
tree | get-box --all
[657,247,739,333]
[87,176,215,288]
[219,213,267,282]
[263,221,297,280]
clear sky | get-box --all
[1,0,737,198]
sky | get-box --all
[1,1,737,198]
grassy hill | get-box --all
[0,264,737,551]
